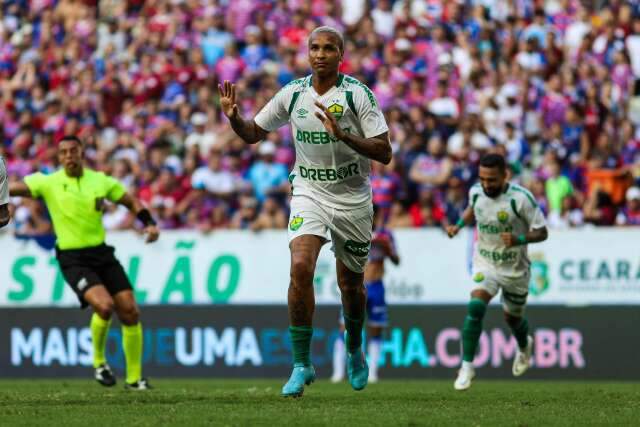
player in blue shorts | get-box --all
[332,206,399,383]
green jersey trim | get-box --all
[288,92,301,115]
[511,185,537,208]
[284,78,305,88]
[510,199,522,219]
[344,76,376,107]
[472,193,480,208]
[307,73,345,88]
[345,91,357,117]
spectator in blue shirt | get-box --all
[248,141,289,204]
[201,13,233,66]
[240,26,272,73]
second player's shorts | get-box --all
[365,280,388,327]
[288,195,373,273]
[471,267,529,316]
[55,244,133,308]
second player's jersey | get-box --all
[369,227,397,263]
[470,182,546,279]
[254,73,389,209]
[0,156,8,205]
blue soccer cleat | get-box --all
[347,350,369,391]
[281,363,316,397]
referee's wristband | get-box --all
[136,209,157,227]
[516,234,527,245]
[456,218,466,228]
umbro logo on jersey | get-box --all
[296,108,309,118]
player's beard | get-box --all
[482,186,502,199]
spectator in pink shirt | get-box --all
[541,74,570,128]
[215,44,246,84]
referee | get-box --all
[10,136,159,390]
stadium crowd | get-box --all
[2,0,640,237]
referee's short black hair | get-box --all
[59,135,83,146]
[479,153,506,172]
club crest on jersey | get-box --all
[289,216,304,231]
[327,103,344,120]
[296,108,308,118]
[497,210,509,223]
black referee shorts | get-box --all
[55,244,133,309]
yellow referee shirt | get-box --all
[24,168,126,250]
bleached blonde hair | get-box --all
[308,26,344,53]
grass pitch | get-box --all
[0,379,638,426]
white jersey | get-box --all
[470,182,546,279]
[0,156,8,205]
[254,74,388,209]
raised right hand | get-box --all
[218,80,239,119]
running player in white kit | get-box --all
[446,153,548,390]
[218,26,391,397]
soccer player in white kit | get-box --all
[218,26,391,397]
[0,156,10,228]
[446,153,548,391]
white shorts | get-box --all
[471,268,529,316]
[288,195,373,273]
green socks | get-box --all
[289,326,313,366]
[510,317,530,349]
[462,298,487,363]
[122,323,143,384]
[90,313,111,368]
[343,314,364,354]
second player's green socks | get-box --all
[289,326,313,366]
[122,323,143,384]
[510,317,529,349]
[462,298,487,362]
[343,314,364,354]
[90,313,111,368]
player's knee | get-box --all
[290,256,315,286]
[117,303,140,325]
[93,300,115,320]
[467,298,487,320]
[337,279,363,294]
